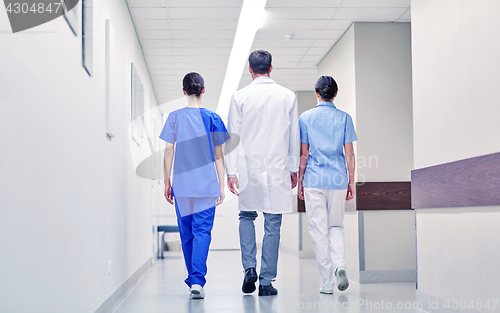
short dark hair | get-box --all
[315,76,338,100]
[248,50,272,74]
[182,72,204,97]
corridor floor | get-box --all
[113,250,424,313]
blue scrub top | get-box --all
[159,107,230,197]
[299,102,357,190]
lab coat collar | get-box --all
[316,101,336,108]
[251,76,275,84]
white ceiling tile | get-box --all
[131,8,168,19]
[147,55,176,63]
[266,0,342,8]
[139,30,170,40]
[342,0,410,8]
[151,73,179,83]
[141,40,172,48]
[255,29,322,40]
[174,62,228,70]
[265,8,336,20]
[296,62,318,69]
[334,8,408,20]
[169,8,241,19]
[174,47,230,55]
[262,47,309,55]
[171,30,234,40]
[150,63,177,69]
[144,48,173,55]
[271,55,303,63]
[173,39,233,48]
[153,68,227,76]
[308,47,331,55]
[260,19,329,30]
[127,0,166,8]
[168,0,242,8]
[253,39,315,48]
[167,55,229,63]
[312,39,337,48]
[171,19,237,30]
[272,62,300,69]
[317,29,344,39]
[324,20,353,29]
[154,77,179,83]
[301,55,323,63]
[135,19,169,30]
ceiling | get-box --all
[126,0,411,111]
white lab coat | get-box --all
[225,77,300,214]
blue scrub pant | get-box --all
[175,197,216,288]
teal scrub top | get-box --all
[299,102,357,190]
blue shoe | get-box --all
[258,283,278,296]
[242,267,258,293]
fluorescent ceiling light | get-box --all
[216,0,267,119]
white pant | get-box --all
[304,188,347,290]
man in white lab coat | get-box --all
[225,50,300,296]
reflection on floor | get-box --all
[113,250,422,313]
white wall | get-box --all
[412,0,500,307]
[0,1,166,312]
[363,210,415,271]
[412,0,500,170]
[296,91,317,115]
[354,23,413,182]
[318,24,357,127]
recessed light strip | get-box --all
[216,0,267,119]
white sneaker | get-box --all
[335,266,349,291]
[319,288,334,294]
[190,284,205,299]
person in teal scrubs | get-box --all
[160,72,230,299]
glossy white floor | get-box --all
[113,250,423,313]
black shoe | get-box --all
[242,267,258,293]
[258,283,278,296]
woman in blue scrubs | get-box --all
[297,76,357,294]
[159,72,230,299]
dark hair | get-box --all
[315,76,338,100]
[248,50,272,74]
[182,72,205,97]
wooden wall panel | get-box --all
[411,152,500,209]
[356,182,412,210]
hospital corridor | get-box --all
[1,0,499,313]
